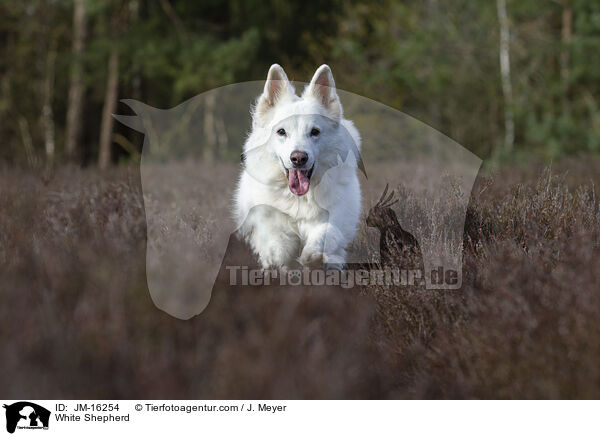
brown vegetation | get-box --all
[1,157,599,399]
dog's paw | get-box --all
[323,261,345,271]
[298,250,324,268]
[323,252,346,270]
[258,245,293,269]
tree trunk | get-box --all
[203,92,218,164]
[215,115,228,150]
[560,3,572,115]
[98,50,119,169]
[426,0,441,132]
[130,0,142,101]
[497,0,514,153]
[41,44,57,165]
[18,115,37,168]
[65,0,87,161]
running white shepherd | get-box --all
[234,64,362,270]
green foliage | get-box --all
[0,0,599,165]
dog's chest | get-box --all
[280,193,325,222]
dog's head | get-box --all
[248,64,344,196]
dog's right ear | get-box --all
[255,64,294,118]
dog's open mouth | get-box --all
[285,165,314,196]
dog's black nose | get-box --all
[290,151,309,167]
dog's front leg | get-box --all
[299,222,346,269]
[241,205,300,269]
[252,228,300,269]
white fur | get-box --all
[233,64,361,269]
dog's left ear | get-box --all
[304,64,342,121]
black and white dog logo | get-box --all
[3,402,50,434]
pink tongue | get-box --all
[288,169,310,195]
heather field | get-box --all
[1,157,600,399]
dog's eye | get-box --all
[277,128,286,136]
[310,128,320,137]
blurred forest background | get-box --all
[1,0,599,167]
[3,0,600,399]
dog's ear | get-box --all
[304,64,342,121]
[255,64,294,118]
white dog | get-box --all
[233,64,362,269]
